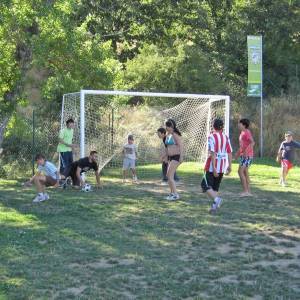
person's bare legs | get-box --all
[281,166,288,186]
[167,160,180,194]
[33,175,46,193]
[238,166,252,196]
[131,168,137,182]
[206,188,218,200]
[244,167,252,194]
[238,165,248,194]
[123,170,127,182]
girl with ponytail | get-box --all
[164,118,183,200]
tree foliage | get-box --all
[0,0,299,112]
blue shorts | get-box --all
[239,156,253,167]
[123,158,136,170]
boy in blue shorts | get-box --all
[24,154,59,203]
[122,135,138,182]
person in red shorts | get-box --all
[276,131,300,187]
[235,118,255,197]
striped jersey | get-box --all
[38,161,58,180]
[204,131,232,173]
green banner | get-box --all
[247,35,262,97]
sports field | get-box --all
[0,159,299,299]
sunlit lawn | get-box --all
[0,159,299,299]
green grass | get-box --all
[0,159,300,299]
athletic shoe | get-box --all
[166,193,180,201]
[161,180,168,186]
[166,193,174,200]
[281,181,287,187]
[172,193,180,200]
[133,176,138,182]
[43,193,50,201]
[209,202,218,214]
[32,194,46,203]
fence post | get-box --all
[32,110,35,176]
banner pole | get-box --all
[260,36,263,157]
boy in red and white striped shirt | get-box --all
[201,118,232,214]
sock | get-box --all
[214,197,221,206]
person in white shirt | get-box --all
[23,154,59,203]
[122,134,138,182]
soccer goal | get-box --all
[61,90,230,180]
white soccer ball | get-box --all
[82,183,91,192]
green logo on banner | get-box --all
[247,36,262,97]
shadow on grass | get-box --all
[0,163,300,299]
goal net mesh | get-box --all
[61,92,228,180]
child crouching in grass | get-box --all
[23,154,59,203]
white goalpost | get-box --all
[61,90,230,179]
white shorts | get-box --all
[123,158,136,170]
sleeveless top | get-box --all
[165,134,176,146]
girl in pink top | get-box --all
[235,119,255,197]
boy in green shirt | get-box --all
[57,118,75,173]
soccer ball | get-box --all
[82,183,92,192]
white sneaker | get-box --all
[166,193,180,201]
[43,193,50,201]
[133,176,138,182]
[161,180,168,186]
[281,181,287,187]
[166,193,174,200]
[33,194,46,203]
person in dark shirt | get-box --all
[276,131,300,186]
[62,151,101,188]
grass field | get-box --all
[0,159,300,299]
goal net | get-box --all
[61,90,230,181]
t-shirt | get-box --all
[239,129,254,157]
[123,144,137,160]
[38,161,58,180]
[204,131,232,173]
[279,141,300,162]
[57,128,74,152]
[69,157,98,175]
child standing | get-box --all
[201,118,232,214]
[57,118,76,174]
[122,134,138,182]
[277,131,300,187]
[235,118,255,197]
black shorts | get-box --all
[168,155,180,162]
[63,166,81,186]
[201,172,224,193]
